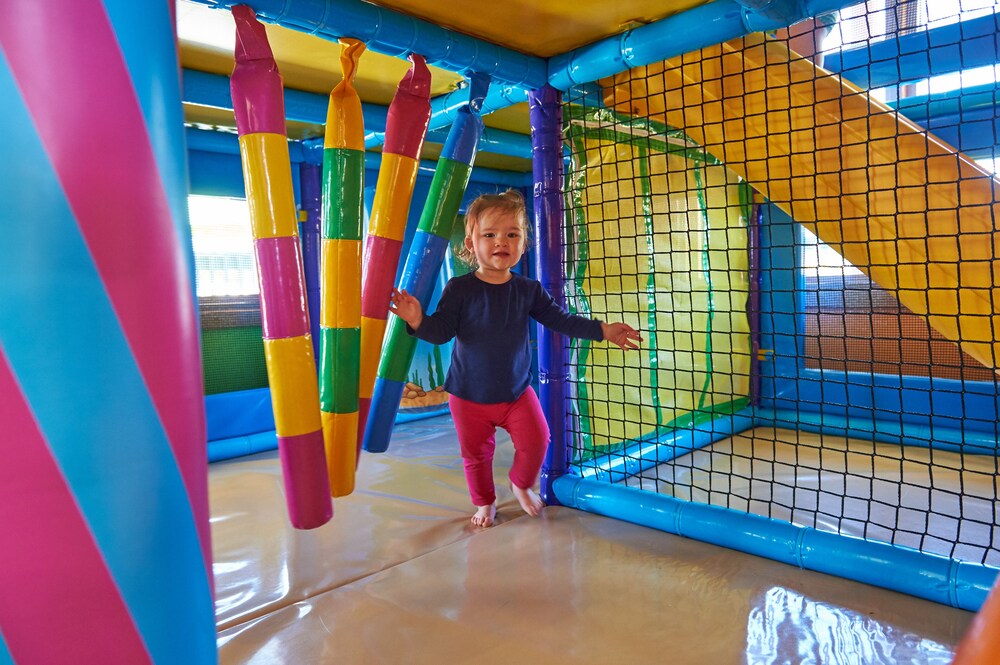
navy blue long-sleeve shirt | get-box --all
[408,272,604,404]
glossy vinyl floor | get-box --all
[211,416,975,664]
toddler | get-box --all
[390,190,641,527]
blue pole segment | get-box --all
[442,73,489,160]
[186,126,242,155]
[824,12,1000,90]
[547,0,860,91]
[576,409,756,482]
[920,110,1000,159]
[529,85,568,505]
[188,0,546,88]
[889,82,1000,123]
[359,149,530,187]
[758,408,1000,456]
[553,475,997,611]
[400,233,455,298]
[472,126,532,159]
[428,83,529,132]
[299,162,321,360]
[208,430,279,462]
[366,123,531,158]
[365,378,408,453]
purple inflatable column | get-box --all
[300,161,323,358]
[529,85,570,505]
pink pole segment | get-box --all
[277,430,335,528]
[256,236,310,339]
[231,5,286,135]
[360,235,404,319]
[383,54,433,156]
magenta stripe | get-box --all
[361,235,403,319]
[230,5,287,136]
[278,429,333,529]
[0,351,152,664]
[383,54,431,157]
[255,236,310,339]
[0,1,212,569]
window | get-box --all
[799,227,863,279]
[187,195,257,298]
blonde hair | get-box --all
[455,189,529,267]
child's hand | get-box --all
[601,322,642,351]
[389,288,423,329]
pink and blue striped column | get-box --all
[0,1,214,663]
[231,5,332,528]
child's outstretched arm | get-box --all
[389,287,423,330]
[600,322,642,351]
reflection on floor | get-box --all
[212,415,974,664]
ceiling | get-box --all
[176,0,710,171]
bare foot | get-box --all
[471,503,496,528]
[511,485,544,517]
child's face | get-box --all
[466,208,525,277]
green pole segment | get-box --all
[322,149,365,240]
[319,148,364,413]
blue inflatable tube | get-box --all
[758,408,1000,456]
[577,409,756,483]
[553,474,997,611]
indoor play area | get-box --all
[3,0,1000,663]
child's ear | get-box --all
[464,236,473,250]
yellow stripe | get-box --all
[264,336,321,436]
[368,153,418,241]
[320,239,362,328]
[239,133,299,239]
[359,316,388,397]
[324,39,366,151]
[322,411,358,497]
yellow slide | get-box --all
[603,32,1000,372]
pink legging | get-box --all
[448,387,550,507]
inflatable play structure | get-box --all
[4,0,1000,662]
